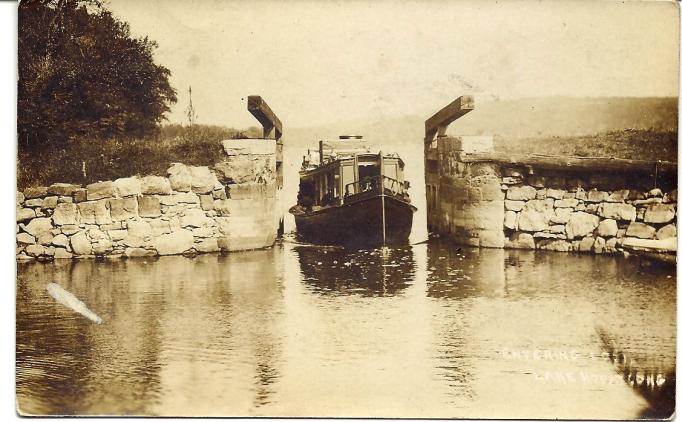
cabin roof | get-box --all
[301,152,404,179]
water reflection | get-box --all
[16,240,676,418]
[295,244,415,296]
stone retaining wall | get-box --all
[426,136,677,254]
[16,139,278,261]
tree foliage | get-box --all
[18,0,177,148]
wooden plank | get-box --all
[457,151,677,173]
[425,95,474,142]
[247,95,282,139]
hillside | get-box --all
[286,96,678,150]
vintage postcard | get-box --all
[15,0,678,418]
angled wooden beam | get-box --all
[247,95,282,140]
[425,95,474,143]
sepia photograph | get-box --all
[12,0,679,419]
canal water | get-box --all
[16,238,675,418]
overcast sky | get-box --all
[106,0,679,129]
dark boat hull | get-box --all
[293,194,416,247]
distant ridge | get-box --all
[286,96,678,147]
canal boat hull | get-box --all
[293,193,416,247]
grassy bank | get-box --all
[17,124,261,189]
[495,129,677,162]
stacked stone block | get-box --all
[502,173,677,254]
[16,139,278,261]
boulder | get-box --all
[596,219,618,237]
[548,224,565,234]
[24,198,43,208]
[42,196,58,209]
[607,190,630,202]
[593,237,606,254]
[504,200,525,212]
[70,231,92,255]
[23,217,53,237]
[152,229,194,255]
[25,244,46,257]
[124,247,155,258]
[190,166,214,194]
[86,181,117,200]
[87,228,108,241]
[114,177,142,197]
[17,207,36,222]
[643,204,675,224]
[565,212,600,239]
[138,196,161,217]
[214,157,254,185]
[91,239,113,255]
[656,224,677,240]
[649,188,663,198]
[192,227,214,238]
[53,248,73,259]
[149,219,172,236]
[108,229,128,241]
[578,236,595,252]
[554,199,579,208]
[167,163,192,192]
[159,195,179,206]
[37,232,54,246]
[57,196,73,204]
[510,232,535,249]
[109,197,138,221]
[24,186,48,199]
[536,239,571,252]
[51,234,69,248]
[78,200,112,224]
[200,195,215,211]
[517,199,553,232]
[47,183,81,196]
[180,209,209,228]
[140,176,172,195]
[503,211,517,230]
[127,220,152,238]
[546,188,565,200]
[574,188,587,200]
[586,189,609,203]
[122,235,146,248]
[625,222,656,239]
[598,203,636,221]
[61,225,79,235]
[16,233,35,244]
[72,188,88,203]
[196,238,220,253]
[506,186,536,201]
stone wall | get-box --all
[16,139,278,261]
[426,136,677,255]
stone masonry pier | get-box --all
[424,97,678,256]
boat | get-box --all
[289,135,416,247]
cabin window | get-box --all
[342,164,356,195]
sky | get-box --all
[105,0,680,129]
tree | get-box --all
[18,0,177,148]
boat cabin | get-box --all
[296,136,410,211]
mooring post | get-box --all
[247,95,284,235]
